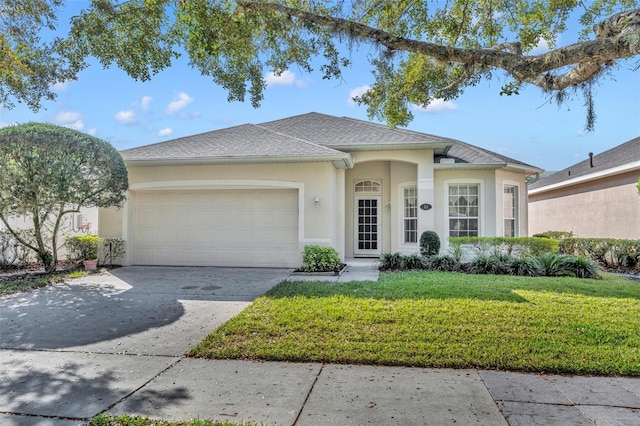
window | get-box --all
[403,185,418,243]
[354,180,381,193]
[504,185,518,237]
[448,184,479,237]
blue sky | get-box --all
[1,3,638,172]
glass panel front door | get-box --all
[354,196,381,256]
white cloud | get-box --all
[55,111,81,123]
[576,129,586,137]
[527,37,556,55]
[348,85,371,106]
[165,92,194,114]
[51,81,70,92]
[141,96,153,110]
[114,109,136,125]
[158,127,173,137]
[87,128,97,136]
[55,111,84,131]
[66,120,85,131]
[412,98,458,114]
[265,70,298,87]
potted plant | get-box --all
[65,235,101,270]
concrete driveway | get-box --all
[0,266,291,424]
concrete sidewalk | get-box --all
[2,352,640,425]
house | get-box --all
[0,208,99,265]
[528,136,640,239]
[99,113,541,267]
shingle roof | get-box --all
[439,140,538,169]
[121,123,346,161]
[120,112,539,172]
[529,136,640,190]
[259,112,457,148]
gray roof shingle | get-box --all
[529,136,640,190]
[439,140,538,168]
[121,123,346,161]
[259,112,457,148]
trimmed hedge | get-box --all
[559,238,640,270]
[449,236,558,257]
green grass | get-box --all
[0,269,88,296]
[189,271,640,376]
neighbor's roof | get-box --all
[121,112,539,172]
[529,136,640,191]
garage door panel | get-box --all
[132,189,299,267]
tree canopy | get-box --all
[2,0,639,129]
[0,123,128,271]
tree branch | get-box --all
[238,2,640,91]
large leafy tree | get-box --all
[3,1,640,129]
[0,0,84,110]
[0,123,128,272]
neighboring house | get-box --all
[0,208,99,264]
[528,136,640,239]
[99,112,541,267]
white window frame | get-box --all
[400,183,418,245]
[444,179,485,238]
[503,182,520,237]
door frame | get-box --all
[353,195,382,256]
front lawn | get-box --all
[189,271,640,376]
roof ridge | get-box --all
[337,115,464,143]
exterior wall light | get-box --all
[314,196,320,208]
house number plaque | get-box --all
[420,203,432,210]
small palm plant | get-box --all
[534,253,573,277]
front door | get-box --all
[354,196,381,256]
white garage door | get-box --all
[132,189,299,267]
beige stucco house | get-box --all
[100,113,541,267]
[529,136,640,239]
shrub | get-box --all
[448,239,464,262]
[425,255,462,272]
[402,254,424,270]
[533,231,574,240]
[65,235,102,262]
[98,237,126,265]
[449,236,558,258]
[564,256,602,279]
[534,253,573,277]
[420,231,441,257]
[470,253,513,275]
[508,256,542,277]
[612,240,640,269]
[379,252,404,271]
[301,245,342,272]
[560,237,640,270]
